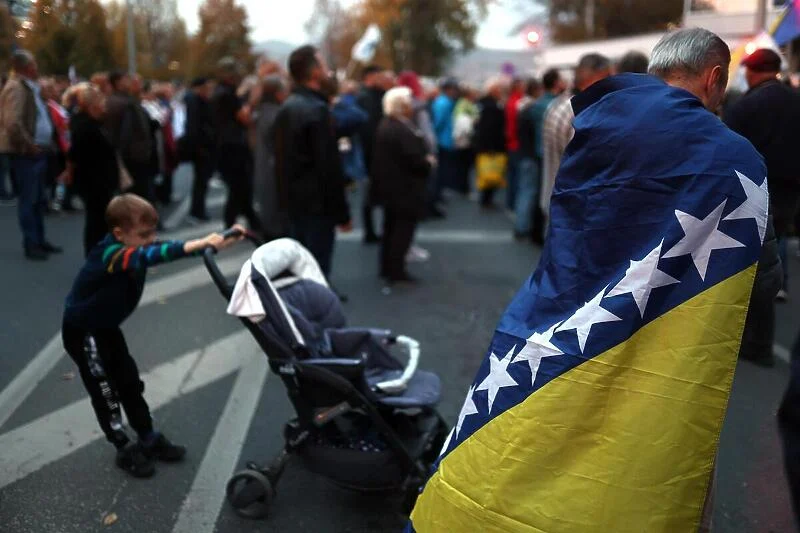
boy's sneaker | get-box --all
[115,443,156,478]
[142,432,187,462]
[777,289,789,302]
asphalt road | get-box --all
[0,165,798,533]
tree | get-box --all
[537,0,683,43]
[0,5,15,73]
[189,0,254,77]
[309,0,487,76]
[23,0,74,75]
[106,0,188,79]
[131,0,189,79]
[66,0,116,76]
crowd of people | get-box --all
[0,41,797,310]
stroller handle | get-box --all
[373,335,420,394]
[203,229,264,299]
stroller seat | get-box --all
[366,369,441,408]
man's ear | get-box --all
[706,65,723,95]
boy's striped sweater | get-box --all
[64,234,193,330]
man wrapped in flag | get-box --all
[409,28,773,533]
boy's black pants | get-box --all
[62,323,153,448]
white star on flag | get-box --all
[662,201,746,281]
[556,287,622,352]
[512,322,563,386]
[723,170,769,244]
[440,428,454,455]
[454,385,479,437]
[475,347,518,413]
[606,240,679,317]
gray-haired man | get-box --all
[649,27,782,531]
[0,50,62,260]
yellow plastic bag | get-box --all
[475,152,508,191]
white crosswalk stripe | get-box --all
[0,251,250,431]
[0,330,257,490]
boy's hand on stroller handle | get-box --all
[185,225,247,254]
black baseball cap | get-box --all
[742,48,782,72]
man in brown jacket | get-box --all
[0,50,61,260]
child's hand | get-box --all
[202,232,226,250]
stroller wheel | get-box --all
[226,469,274,519]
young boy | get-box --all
[62,193,244,478]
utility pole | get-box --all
[755,0,768,33]
[682,0,693,27]
[585,0,595,38]
[126,0,136,75]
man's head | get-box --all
[106,194,159,247]
[441,78,460,99]
[261,75,288,104]
[217,56,241,85]
[542,68,566,95]
[510,77,524,95]
[91,72,111,95]
[648,28,731,112]
[288,45,328,90]
[525,78,543,99]
[39,77,56,101]
[12,50,38,80]
[129,75,144,98]
[108,70,131,94]
[742,48,782,89]
[362,65,384,88]
[617,51,649,74]
[191,77,213,100]
[574,53,612,93]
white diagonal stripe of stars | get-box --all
[446,170,767,453]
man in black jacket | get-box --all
[356,65,385,244]
[725,48,800,303]
[723,48,792,366]
[182,78,215,221]
[273,45,352,277]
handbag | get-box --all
[476,152,508,191]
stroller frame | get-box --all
[203,236,448,520]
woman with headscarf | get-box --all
[372,87,433,284]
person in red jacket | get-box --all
[505,78,524,211]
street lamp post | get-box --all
[126,0,136,75]
[755,0,768,33]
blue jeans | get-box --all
[505,149,521,210]
[0,154,10,198]
[514,157,540,234]
[289,214,335,277]
[12,155,48,249]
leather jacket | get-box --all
[272,86,350,224]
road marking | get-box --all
[0,251,249,432]
[775,343,792,364]
[0,330,257,490]
[164,195,226,231]
[172,352,268,533]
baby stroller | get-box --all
[203,232,449,520]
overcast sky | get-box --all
[176,0,534,50]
